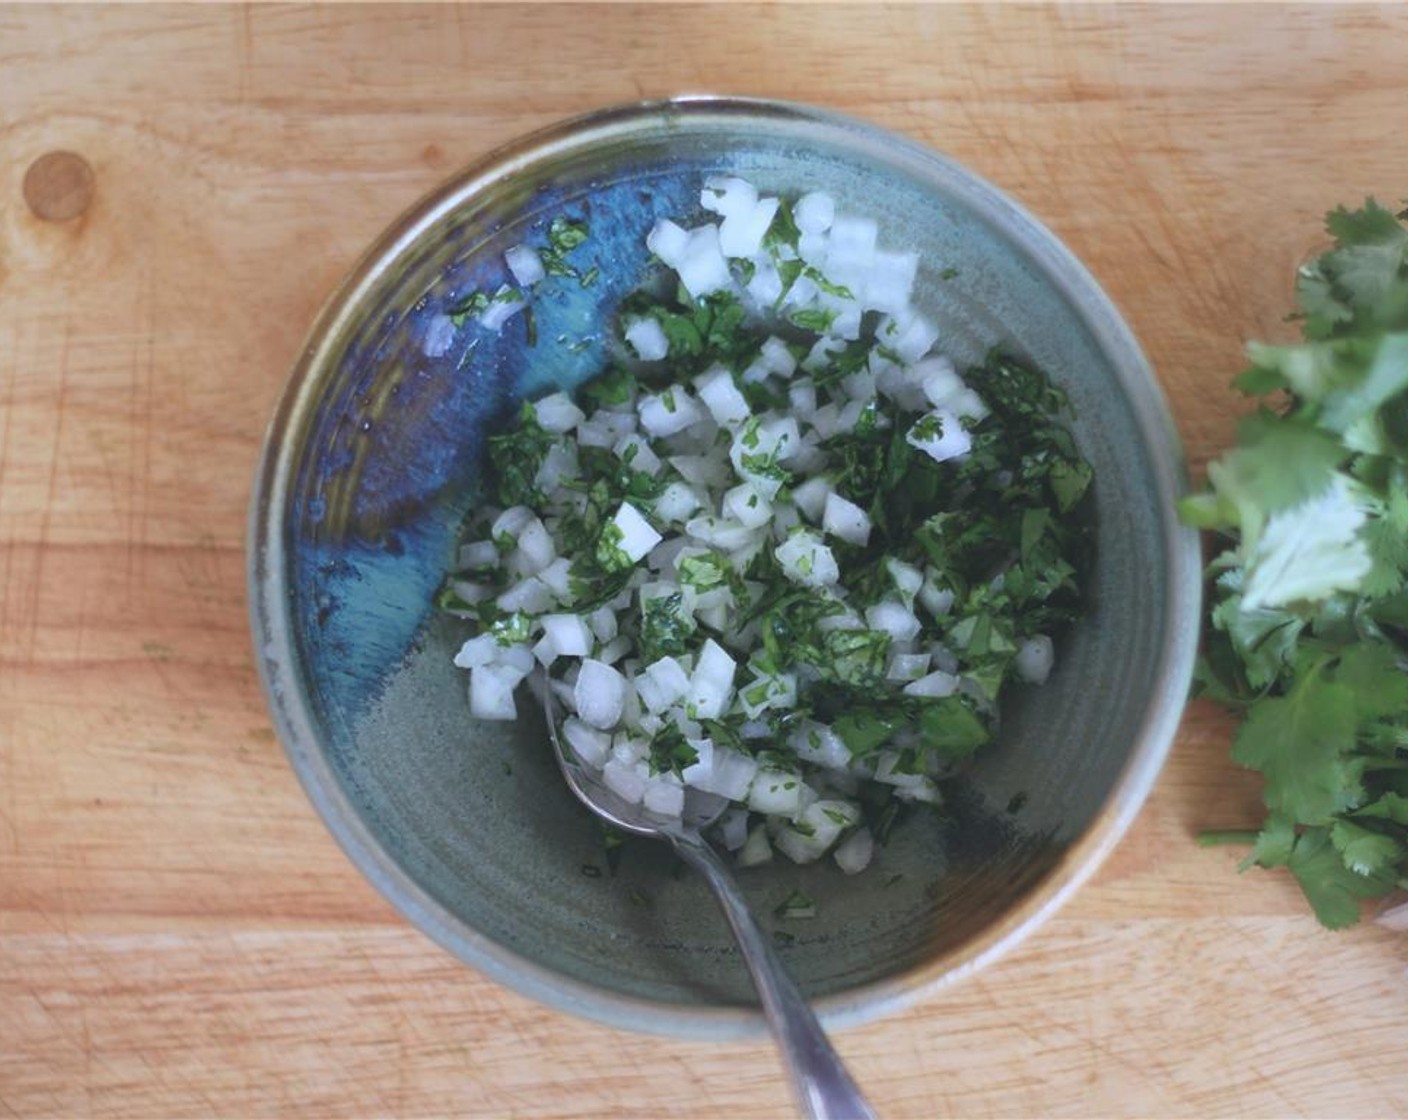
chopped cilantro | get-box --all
[447,289,490,328]
[487,401,553,506]
[640,591,697,662]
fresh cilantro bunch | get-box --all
[1185,199,1408,927]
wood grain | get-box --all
[3,4,1408,1116]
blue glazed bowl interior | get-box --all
[250,100,1198,1038]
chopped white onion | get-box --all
[822,493,872,547]
[575,659,626,729]
[505,244,546,288]
[834,827,874,875]
[624,316,669,361]
[1016,635,1055,684]
[907,409,973,464]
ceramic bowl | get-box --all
[249,97,1200,1038]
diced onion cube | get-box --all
[719,196,780,259]
[514,517,555,574]
[772,502,801,537]
[775,530,839,588]
[684,515,757,552]
[758,336,797,377]
[748,769,803,815]
[639,388,704,438]
[669,453,731,489]
[717,807,750,851]
[907,409,973,464]
[602,758,647,804]
[789,380,818,418]
[687,639,736,719]
[423,315,455,357]
[675,225,732,298]
[918,571,956,618]
[695,365,751,426]
[541,614,592,658]
[738,823,773,867]
[949,387,990,423]
[613,434,663,476]
[883,310,940,364]
[535,443,580,492]
[612,734,649,766]
[469,665,518,720]
[653,481,703,523]
[913,356,965,409]
[864,600,921,643]
[789,721,852,770]
[861,250,918,315]
[574,659,626,729]
[885,558,924,604]
[1016,635,1055,684]
[775,800,858,863]
[646,218,689,266]
[563,717,611,768]
[447,580,493,606]
[497,576,553,614]
[459,540,499,571]
[902,670,960,698]
[827,214,877,265]
[794,191,835,234]
[791,477,832,523]
[643,773,686,817]
[612,503,662,563]
[636,656,691,714]
[453,634,499,670]
[834,828,874,875]
[738,670,797,719]
[538,557,573,598]
[492,506,535,542]
[886,652,931,682]
[822,493,872,546]
[683,743,756,800]
[504,244,545,287]
[597,636,632,665]
[480,287,526,333]
[724,483,773,530]
[624,316,669,361]
[587,607,617,644]
[745,259,784,307]
[700,176,758,218]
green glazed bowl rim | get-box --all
[249,96,1202,1040]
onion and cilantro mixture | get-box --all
[440,176,1092,873]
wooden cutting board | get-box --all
[3,5,1406,1116]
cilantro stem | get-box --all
[1196,829,1258,847]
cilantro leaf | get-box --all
[1287,827,1394,930]
[1229,658,1363,824]
[1329,819,1404,877]
[1244,813,1296,870]
[1353,791,1408,825]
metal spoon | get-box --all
[536,673,876,1120]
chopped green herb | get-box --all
[774,889,816,919]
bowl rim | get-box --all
[248,95,1202,1040]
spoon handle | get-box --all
[672,833,877,1120]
